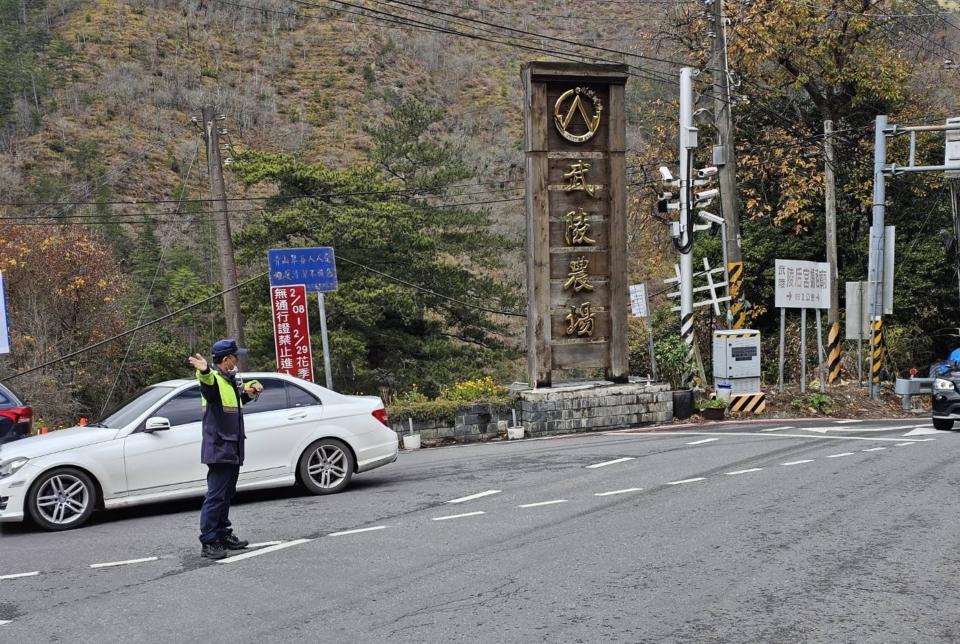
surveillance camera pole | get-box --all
[679,68,696,388]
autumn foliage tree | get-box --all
[0,224,128,424]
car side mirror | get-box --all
[144,416,171,433]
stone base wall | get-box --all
[519,381,672,437]
[391,403,512,443]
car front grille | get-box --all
[0,496,8,511]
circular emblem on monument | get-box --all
[554,87,602,143]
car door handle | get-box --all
[287,412,308,420]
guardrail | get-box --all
[895,377,934,411]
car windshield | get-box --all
[94,386,175,429]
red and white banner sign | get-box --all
[271,285,314,382]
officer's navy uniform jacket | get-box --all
[196,367,255,465]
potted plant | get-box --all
[655,335,694,420]
[697,397,727,420]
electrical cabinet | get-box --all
[713,330,761,394]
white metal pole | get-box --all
[801,308,807,394]
[318,292,333,389]
[816,308,825,393]
[779,308,785,393]
[679,67,695,387]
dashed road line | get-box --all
[595,487,643,496]
[863,447,887,452]
[586,457,635,469]
[0,571,39,580]
[686,438,718,445]
[726,468,763,475]
[217,538,312,564]
[827,452,855,458]
[835,420,862,424]
[667,477,705,485]
[327,526,387,537]
[0,620,11,626]
[761,426,793,432]
[90,557,158,569]
[519,499,568,508]
[247,541,284,548]
[782,459,814,466]
[895,442,916,447]
[446,489,501,504]
[432,511,485,521]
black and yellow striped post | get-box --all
[870,319,884,383]
[727,261,746,329]
[827,321,842,384]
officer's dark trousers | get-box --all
[199,463,240,544]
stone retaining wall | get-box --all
[390,403,512,443]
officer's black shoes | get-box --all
[201,541,229,560]
[221,533,249,550]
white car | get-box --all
[0,372,398,531]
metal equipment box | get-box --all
[713,330,761,394]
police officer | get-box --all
[187,339,263,560]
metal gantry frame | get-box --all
[868,116,960,398]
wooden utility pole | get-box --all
[824,120,842,384]
[202,104,245,355]
[711,0,745,328]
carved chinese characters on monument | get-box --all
[564,208,596,246]
[565,302,596,337]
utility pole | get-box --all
[201,104,245,357]
[824,120,841,385]
[678,68,697,388]
[709,0,744,329]
[867,115,887,399]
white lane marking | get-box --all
[247,541,284,549]
[863,447,887,452]
[686,438,718,445]
[667,477,705,485]
[0,620,10,625]
[827,452,855,458]
[726,468,763,475]
[595,487,643,496]
[432,511,485,521]
[761,426,793,432]
[327,526,387,537]
[882,425,922,431]
[908,438,936,442]
[90,556,158,569]
[217,538,312,563]
[903,427,944,436]
[519,499,568,508]
[895,442,916,447]
[0,571,40,580]
[835,420,862,424]
[446,489,501,504]
[615,431,921,443]
[781,459,814,466]
[586,457,635,469]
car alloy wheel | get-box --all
[28,467,96,531]
[298,438,354,495]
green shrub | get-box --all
[654,335,688,390]
[807,393,831,413]
[697,397,727,410]
[388,377,511,422]
[439,376,508,402]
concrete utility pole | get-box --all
[867,115,887,399]
[824,120,841,384]
[202,104,245,357]
[709,0,744,329]
[679,68,697,387]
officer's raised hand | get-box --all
[188,353,208,372]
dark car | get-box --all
[0,382,32,444]
[932,374,960,430]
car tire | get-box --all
[933,417,955,431]
[27,467,97,531]
[298,438,354,495]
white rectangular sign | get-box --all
[775,259,830,309]
[629,283,649,318]
[0,272,9,354]
[845,281,869,340]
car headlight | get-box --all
[935,378,956,391]
[0,457,29,480]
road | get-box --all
[2,418,958,642]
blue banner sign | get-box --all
[268,247,338,292]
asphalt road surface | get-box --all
[2,418,958,643]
